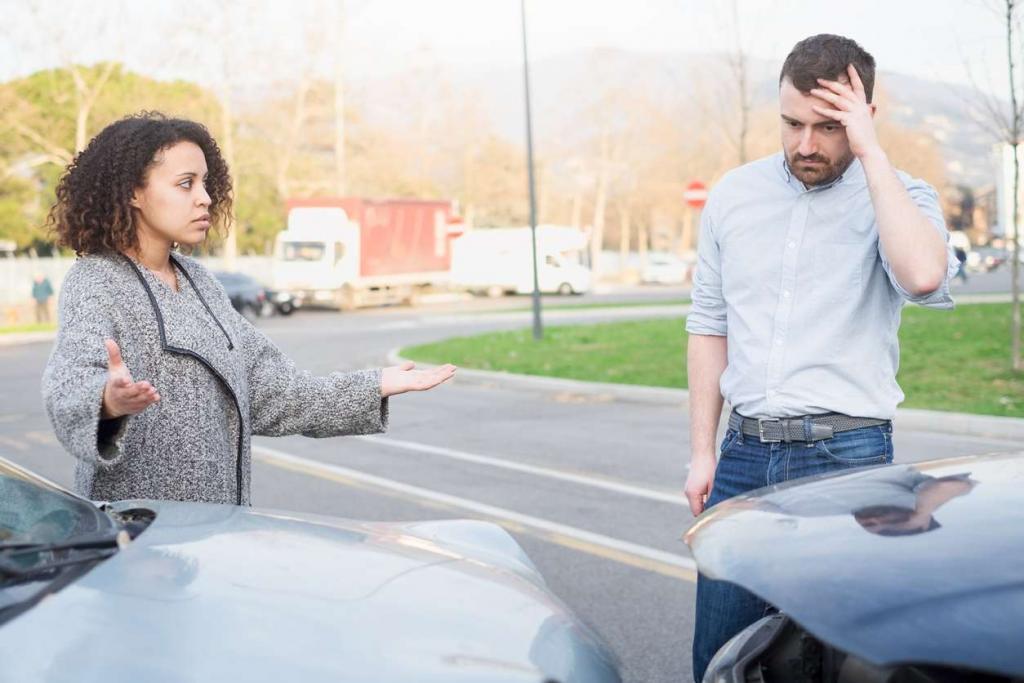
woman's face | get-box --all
[131,141,212,248]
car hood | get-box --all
[0,501,619,683]
[685,453,1024,677]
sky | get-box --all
[0,0,1014,97]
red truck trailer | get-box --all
[272,198,462,309]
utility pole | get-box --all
[521,0,543,340]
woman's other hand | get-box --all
[101,339,160,418]
[381,361,456,398]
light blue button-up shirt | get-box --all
[686,152,958,420]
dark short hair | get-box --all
[48,112,233,256]
[780,34,876,103]
[853,505,941,536]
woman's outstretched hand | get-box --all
[381,361,456,398]
[101,339,160,419]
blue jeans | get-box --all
[691,421,894,682]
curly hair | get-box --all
[48,112,233,255]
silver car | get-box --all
[0,457,621,682]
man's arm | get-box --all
[811,64,948,296]
[861,151,947,296]
[685,334,727,516]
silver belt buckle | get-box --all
[809,423,835,442]
[757,418,782,443]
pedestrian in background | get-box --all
[31,273,53,323]
[954,245,969,283]
[42,112,456,506]
[683,34,958,682]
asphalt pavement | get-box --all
[2,285,1022,683]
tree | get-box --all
[0,64,221,251]
[964,0,1024,370]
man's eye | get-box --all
[823,125,839,133]
[787,121,800,128]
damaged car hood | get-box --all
[685,453,1024,677]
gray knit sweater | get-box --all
[42,252,388,506]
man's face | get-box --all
[779,77,855,186]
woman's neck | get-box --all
[127,229,174,274]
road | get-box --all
[1,293,1020,683]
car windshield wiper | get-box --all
[0,530,129,583]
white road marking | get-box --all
[253,445,698,581]
[354,435,687,506]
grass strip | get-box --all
[404,303,1024,418]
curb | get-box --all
[390,348,1024,441]
[0,331,57,347]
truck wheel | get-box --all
[337,286,358,311]
[402,287,421,307]
[557,283,574,296]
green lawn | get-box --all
[403,302,1024,418]
[498,298,690,313]
[0,322,56,335]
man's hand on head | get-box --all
[809,64,883,161]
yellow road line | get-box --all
[254,446,697,583]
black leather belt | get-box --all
[728,410,889,444]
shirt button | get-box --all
[775,339,783,346]
[788,242,796,249]
[783,290,791,298]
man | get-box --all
[31,273,53,324]
[684,34,958,681]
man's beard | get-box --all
[787,150,855,186]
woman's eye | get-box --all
[179,179,192,189]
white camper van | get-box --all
[450,226,591,296]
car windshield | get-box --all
[281,242,326,262]
[0,460,111,548]
[0,460,119,619]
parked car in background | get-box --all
[686,452,1024,683]
[965,246,1009,273]
[0,456,621,682]
[640,252,691,286]
[214,271,297,318]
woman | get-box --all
[42,112,455,506]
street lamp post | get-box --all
[520,0,543,341]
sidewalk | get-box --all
[0,330,57,347]
[389,349,1024,442]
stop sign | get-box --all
[683,180,708,209]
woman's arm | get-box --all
[236,314,390,438]
[42,267,139,465]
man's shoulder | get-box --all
[711,153,785,198]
